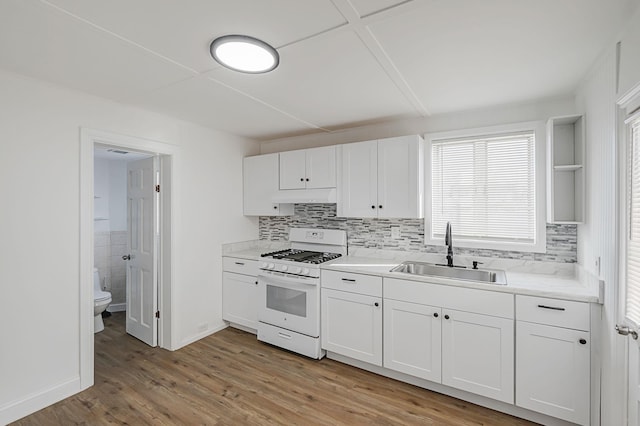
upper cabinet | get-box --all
[243,153,294,216]
[280,146,336,190]
[337,135,424,218]
[547,115,585,224]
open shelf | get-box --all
[546,115,585,224]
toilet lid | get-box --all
[95,289,111,302]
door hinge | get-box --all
[155,184,160,193]
[155,311,160,319]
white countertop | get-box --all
[223,241,603,304]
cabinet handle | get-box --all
[234,262,245,266]
[579,338,587,345]
[273,205,278,210]
[379,205,383,209]
[374,302,379,307]
[341,278,356,282]
[300,178,304,181]
[255,281,258,285]
[444,314,450,320]
[537,304,565,311]
[433,312,439,318]
[306,178,309,182]
[371,205,376,209]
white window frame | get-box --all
[424,121,547,253]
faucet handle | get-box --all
[472,261,483,270]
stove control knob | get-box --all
[302,268,310,276]
[261,262,268,269]
[291,266,302,274]
[267,263,275,269]
[281,265,288,272]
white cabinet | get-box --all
[243,154,293,216]
[321,270,383,366]
[516,295,590,425]
[337,135,423,218]
[547,114,585,223]
[383,299,442,382]
[280,146,336,190]
[222,257,259,332]
[441,309,514,404]
[383,277,514,403]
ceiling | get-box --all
[0,0,637,141]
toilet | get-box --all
[93,268,112,333]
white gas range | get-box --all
[257,228,347,359]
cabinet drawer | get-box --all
[321,269,382,297]
[223,257,259,276]
[516,295,589,331]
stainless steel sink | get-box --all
[390,261,507,285]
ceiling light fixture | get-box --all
[210,35,279,74]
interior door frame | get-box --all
[79,128,178,390]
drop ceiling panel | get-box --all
[130,76,317,140]
[349,0,411,18]
[369,0,633,113]
[45,0,348,73]
[209,30,418,130]
[0,0,194,102]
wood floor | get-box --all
[14,313,536,425]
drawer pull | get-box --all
[341,278,357,282]
[537,304,565,311]
[234,262,245,266]
[278,332,292,340]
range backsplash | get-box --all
[259,204,577,263]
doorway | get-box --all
[79,128,177,390]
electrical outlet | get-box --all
[391,226,401,239]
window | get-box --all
[625,111,640,325]
[425,123,546,253]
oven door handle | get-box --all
[258,273,319,288]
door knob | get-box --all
[122,254,131,261]
[616,324,638,340]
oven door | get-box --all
[258,272,319,338]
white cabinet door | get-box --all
[516,321,590,425]
[306,146,336,189]
[377,135,424,218]
[243,154,293,216]
[222,272,259,331]
[442,309,514,403]
[279,150,307,189]
[337,140,378,218]
[321,288,382,366]
[384,299,441,382]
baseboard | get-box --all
[107,303,125,313]
[0,377,81,424]
[175,322,228,351]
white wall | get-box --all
[0,69,259,423]
[575,5,640,425]
[260,96,576,153]
[93,158,111,233]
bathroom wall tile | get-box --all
[259,204,577,263]
[111,231,127,246]
[94,232,111,248]
[110,243,128,257]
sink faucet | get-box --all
[445,221,454,267]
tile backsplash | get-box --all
[259,204,577,263]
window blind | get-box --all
[431,132,536,243]
[626,115,640,325]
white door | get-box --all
[305,146,336,189]
[383,299,442,382]
[321,288,382,365]
[337,140,378,218]
[516,321,590,425]
[279,150,306,189]
[125,157,158,346]
[222,272,258,330]
[441,309,514,403]
[377,135,423,219]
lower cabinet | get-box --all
[383,299,442,382]
[515,295,591,425]
[321,288,383,366]
[222,271,259,331]
[441,309,514,403]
